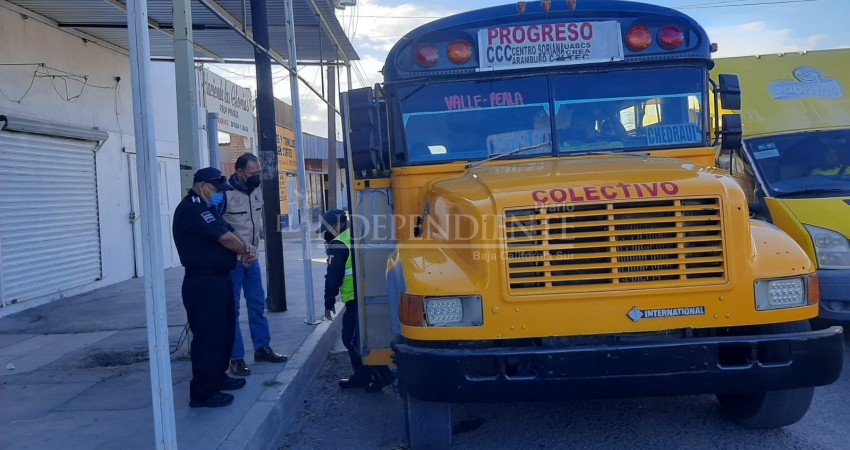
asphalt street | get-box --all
[281,329,848,450]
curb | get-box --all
[218,304,345,450]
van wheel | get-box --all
[717,320,815,429]
[403,392,452,450]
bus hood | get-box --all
[426,155,742,213]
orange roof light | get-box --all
[625,26,652,52]
[447,40,473,65]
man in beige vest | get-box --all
[222,153,287,376]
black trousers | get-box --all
[341,299,392,381]
[182,272,235,401]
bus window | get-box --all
[552,67,706,153]
[399,77,551,164]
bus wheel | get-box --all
[716,387,814,429]
[403,392,451,450]
[716,320,814,429]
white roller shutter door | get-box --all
[0,131,102,304]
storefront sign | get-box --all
[276,125,297,173]
[200,69,255,137]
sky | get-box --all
[210,0,850,139]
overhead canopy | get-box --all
[1,0,358,63]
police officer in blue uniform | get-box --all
[173,168,256,408]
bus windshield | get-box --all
[745,130,850,197]
[399,67,706,165]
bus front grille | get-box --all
[503,198,726,295]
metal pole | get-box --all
[283,0,317,324]
[126,1,177,448]
[207,113,220,170]
[173,0,202,193]
[326,65,337,210]
[250,0,287,311]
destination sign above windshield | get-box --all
[478,21,624,71]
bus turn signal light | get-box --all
[447,40,473,65]
[415,44,439,68]
[658,25,685,50]
[399,294,426,326]
[625,26,652,52]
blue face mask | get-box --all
[208,192,225,207]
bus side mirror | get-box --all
[718,74,741,111]
[721,114,742,150]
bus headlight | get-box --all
[424,296,483,327]
[755,277,807,311]
[804,224,850,269]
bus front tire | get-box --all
[716,387,814,429]
[403,392,452,450]
[716,320,815,429]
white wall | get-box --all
[0,6,182,306]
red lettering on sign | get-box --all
[512,27,526,44]
[550,188,568,203]
[583,186,600,201]
[530,182,681,203]
[567,187,584,202]
[542,24,554,42]
[567,23,579,41]
[581,22,593,40]
[527,25,540,43]
[500,27,511,45]
[642,183,659,196]
[488,28,499,46]
[555,23,566,41]
[532,190,548,204]
[660,182,679,195]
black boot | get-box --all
[339,372,371,389]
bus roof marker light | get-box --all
[541,0,551,13]
[567,0,577,11]
[625,26,652,52]
[415,44,439,68]
[516,2,526,14]
[658,25,685,50]
[447,40,473,65]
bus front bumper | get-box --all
[394,327,844,403]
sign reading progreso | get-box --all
[478,21,624,71]
[532,182,680,204]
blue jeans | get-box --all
[230,261,271,360]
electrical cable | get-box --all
[676,0,820,9]
[170,323,191,356]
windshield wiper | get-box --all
[562,150,650,157]
[466,142,551,169]
[774,188,848,198]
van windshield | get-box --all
[745,130,850,197]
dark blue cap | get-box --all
[193,167,232,191]
[317,209,347,233]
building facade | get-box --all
[0,6,183,309]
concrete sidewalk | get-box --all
[0,237,338,450]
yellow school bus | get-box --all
[714,49,850,322]
[340,2,844,448]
